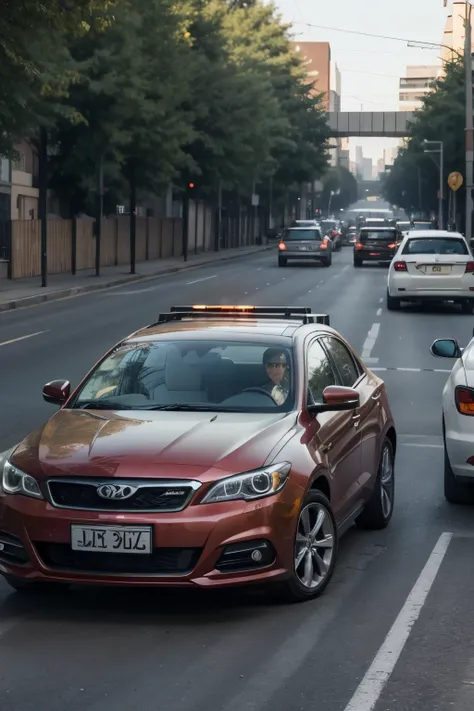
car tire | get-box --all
[276,490,338,603]
[386,290,401,311]
[356,438,395,530]
[443,421,473,503]
[461,301,473,314]
[3,575,70,594]
[353,258,362,267]
[278,258,287,267]
[322,258,331,267]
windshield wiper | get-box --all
[143,404,220,411]
[75,400,134,410]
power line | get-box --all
[292,21,442,48]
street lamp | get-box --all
[423,140,444,229]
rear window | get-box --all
[411,222,433,231]
[283,228,321,241]
[402,237,468,255]
[360,230,397,242]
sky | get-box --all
[274,0,452,162]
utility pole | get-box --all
[465,1,473,243]
[38,127,48,287]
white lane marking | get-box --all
[0,330,49,348]
[343,532,452,711]
[185,275,217,285]
[376,308,382,316]
[256,267,262,271]
[361,323,380,360]
[364,357,379,365]
[379,297,383,303]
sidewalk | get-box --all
[0,243,273,313]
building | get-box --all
[339,137,350,170]
[355,146,364,178]
[10,141,39,220]
[441,1,474,62]
[293,41,332,109]
[362,157,373,181]
[399,65,443,112]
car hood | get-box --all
[11,409,297,481]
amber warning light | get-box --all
[192,305,255,311]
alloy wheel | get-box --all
[380,445,394,518]
[294,502,335,589]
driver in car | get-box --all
[261,348,290,405]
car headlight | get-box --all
[201,462,291,504]
[1,460,43,500]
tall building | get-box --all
[441,1,474,62]
[399,65,443,112]
[355,146,364,178]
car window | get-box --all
[306,340,337,404]
[359,230,398,242]
[71,340,295,413]
[321,337,360,387]
[283,229,321,241]
[411,222,433,230]
[402,237,468,255]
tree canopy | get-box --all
[2,0,331,215]
[382,60,465,219]
[321,166,358,213]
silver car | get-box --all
[278,227,332,267]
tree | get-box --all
[0,0,114,155]
[321,166,358,212]
[47,0,193,214]
[382,60,464,220]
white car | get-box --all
[430,334,474,503]
[386,230,474,313]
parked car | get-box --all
[0,305,397,601]
[354,226,402,267]
[387,230,474,312]
[278,227,332,267]
[430,332,474,502]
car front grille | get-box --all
[35,543,202,575]
[47,479,200,512]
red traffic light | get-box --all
[188,182,195,189]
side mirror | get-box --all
[43,379,71,406]
[430,339,462,359]
[308,385,360,415]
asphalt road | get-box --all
[1,246,474,711]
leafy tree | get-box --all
[0,0,113,155]
[382,60,464,220]
[321,166,358,212]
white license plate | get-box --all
[427,265,451,275]
[71,525,152,554]
[299,245,310,251]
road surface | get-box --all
[0,247,473,711]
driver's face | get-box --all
[265,362,286,385]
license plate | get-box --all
[429,265,451,274]
[299,245,310,251]
[71,525,152,554]
[370,252,380,256]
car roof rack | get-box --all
[154,305,330,326]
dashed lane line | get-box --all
[0,330,49,348]
[361,322,380,360]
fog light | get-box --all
[467,456,474,466]
[216,539,275,572]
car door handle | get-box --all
[352,413,361,426]
[321,442,333,454]
[372,391,381,401]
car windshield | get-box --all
[283,229,321,241]
[359,230,397,242]
[70,340,295,413]
[402,237,468,255]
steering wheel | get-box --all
[242,387,278,403]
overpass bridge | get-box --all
[327,111,414,138]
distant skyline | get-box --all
[274,0,451,161]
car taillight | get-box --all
[393,260,407,271]
[455,386,474,416]
[320,239,328,249]
[465,262,474,273]
[355,242,363,250]
[278,242,287,251]
[388,243,400,249]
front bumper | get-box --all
[445,429,474,480]
[0,490,298,589]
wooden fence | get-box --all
[9,201,263,280]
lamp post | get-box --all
[464,1,473,244]
[423,140,444,229]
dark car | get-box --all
[354,227,402,267]
[278,227,332,267]
[0,305,396,602]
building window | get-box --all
[13,152,26,171]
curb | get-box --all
[0,244,274,313]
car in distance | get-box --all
[353,226,402,267]
[387,230,474,312]
[0,305,397,602]
[430,332,474,502]
[320,220,342,251]
[278,227,332,267]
